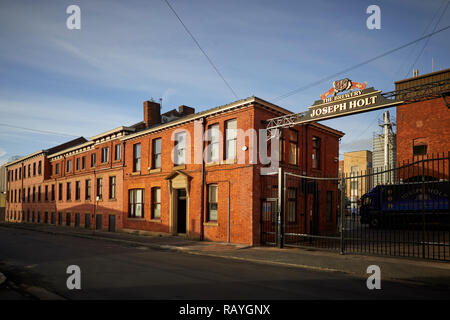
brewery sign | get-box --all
[298,79,404,123]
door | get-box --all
[96,214,102,230]
[85,214,91,229]
[176,189,187,234]
[75,213,80,227]
[108,215,116,232]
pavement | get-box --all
[1,222,450,291]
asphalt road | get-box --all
[0,227,448,300]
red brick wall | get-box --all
[397,97,450,163]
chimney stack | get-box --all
[178,105,195,116]
[143,100,161,128]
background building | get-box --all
[342,150,372,213]
[372,110,396,185]
[0,164,6,221]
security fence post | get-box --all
[277,167,284,248]
[340,177,345,255]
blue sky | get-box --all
[0,0,449,164]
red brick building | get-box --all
[396,68,450,162]
[395,68,450,181]
[5,96,343,245]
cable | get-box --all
[406,0,450,77]
[394,0,447,77]
[272,25,450,102]
[0,123,78,138]
[162,0,238,100]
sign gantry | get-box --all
[266,77,450,140]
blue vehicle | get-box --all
[360,181,450,228]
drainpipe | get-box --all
[200,117,206,240]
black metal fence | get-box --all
[261,153,450,261]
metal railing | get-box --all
[260,153,450,261]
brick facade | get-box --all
[5,97,343,245]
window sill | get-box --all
[131,171,141,176]
[173,165,186,170]
[205,162,219,167]
[203,222,218,226]
[127,217,145,221]
[108,198,117,202]
[149,168,161,174]
[221,159,236,165]
[150,218,161,223]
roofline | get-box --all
[5,150,46,167]
[48,141,95,159]
[122,96,308,142]
[89,126,136,141]
[395,68,450,84]
[309,122,345,137]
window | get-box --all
[32,187,35,202]
[91,153,96,167]
[58,183,63,201]
[109,176,116,199]
[33,163,36,176]
[115,144,121,161]
[27,188,30,202]
[38,161,42,175]
[101,147,109,163]
[66,182,71,200]
[207,184,218,221]
[208,124,219,162]
[18,189,21,203]
[287,188,297,223]
[82,156,86,169]
[23,168,25,179]
[38,186,41,202]
[326,191,333,222]
[28,164,31,177]
[225,119,237,160]
[279,132,284,162]
[51,184,55,201]
[129,189,144,218]
[19,168,21,179]
[312,137,321,169]
[96,178,103,200]
[75,181,81,200]
[288,130,298,165]
[45,186,48,201]
[174,132,186,165]
[133,143,141,172]
[15,169,17,180]
[151,187,161,219]
[76,158,80,171]
[55,163,60,174]
[49,164,52,176]
[152,138,162,169]
[413,144,427,156]
[67,160,72,173]
[85,179,91,200]
[22,188,25,202]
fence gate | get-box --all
[283,172,342,251]
[260,154,450,261]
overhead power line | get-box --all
[0,123,78,138]
[395,0,447,77]
[272,25,450,102]
[406,0,450,77]
[162,0,239,100]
